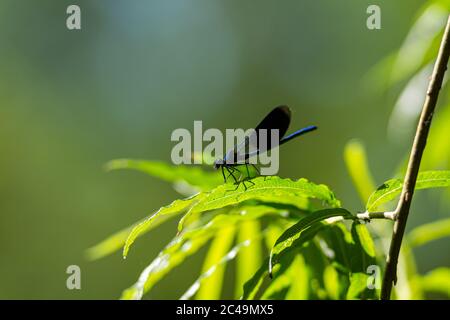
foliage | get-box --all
[88,2,450,300]
[88,154,450,299]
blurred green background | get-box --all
[0,0,447,299]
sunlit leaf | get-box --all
[181,236,256,300]
[323,265,340,300]
[423,104,450,169]
[389,4,445,85]
[408,218,450,248]
[417,267,450,297]
[125,202,285,259]
[269,208,354,274]
[86,225,135,261]
[346,273,370,299]
[263,224,285,251]
[179,176,341,231]
[87,195,199,260]
[195,226,236,299]
[366,170,450,211]
[235,220,263,298]
[348,223,378,299]
[123,195,203,258]
[387,64,435,142]
[352,222,376,259]
[344,139,376,203]
[106,159,222,191]
[122,206,286,299]
[261,253,309,300]
[242,258,269,300]
[121,230,212,300]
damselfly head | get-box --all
[213,159,223,169]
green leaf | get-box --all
[106,159,221,191]
[424,104,450,169]
[417,267,450,297]
[181,231,262,300]
[408,218,450,247]
[86,225,135,261]
[122,206,285,299]
[235,220,263,298]
[318,222,378,299]
[242,258,270,300]
[123,195,202,258]
[87,195,198,260]
[269,208,354,274]
[366,170,450,211]
[352,222,376,259]
[300,242,330,299]
[388,2,447,86]
[318,224,354,272]
[348,223,378,299]
[121,230,212,300]
[366,1,448,90]
[323,265,340,300]
[263,224,285,251]
[195,226,236,299]
[261,253,309,300]
[124,202,284,259]
[179,176,341,231]
[346,273,370,299]
[344,139,376,203]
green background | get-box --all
[0,0,447,299]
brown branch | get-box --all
[381,15,450,300]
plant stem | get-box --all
[380,15,450,300]
[356,211,396,221]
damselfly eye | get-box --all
[213,160,221,169]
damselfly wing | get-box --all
[214,105,317,186]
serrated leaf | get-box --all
[408,218,450,247]
[106,159,222,191]
[366,170,450,211]
[123,195,202,258]
[179,176,341,231]
[86,195,198,260]
[269,208,354,274]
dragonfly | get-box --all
[213,105,317,190]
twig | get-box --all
[380,15,450,300]
[356,211,396,221]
